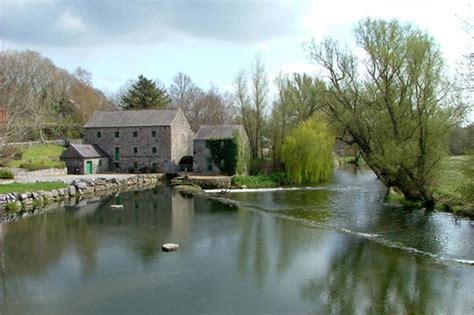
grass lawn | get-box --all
[0,182,68,194]
[7,144,66,170]
[433,155,473,216]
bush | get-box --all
[5,202,20,213]
[232,173,286,188]
[0,169,14,179]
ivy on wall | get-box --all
[206,132,249,175]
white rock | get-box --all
[110,204,124,210]
[162,243,179,252]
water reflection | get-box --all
[0,181,472,314]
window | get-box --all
[152,147,157,154]
[96,131,102,138]
[114,147,120,161]
[115,131,120,138]
[151,130,157,138]
[133,147,138,154]
[133,131,138,138]
[98,160,102,167]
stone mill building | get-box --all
[62,109,194,173]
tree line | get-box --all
[1,17,472,206]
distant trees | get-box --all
[281,115,335,184]
[307,18,464,206]
[233,56,268,159]
[449,123,474,155]
[0,49,113,150]
[269,73,327,167]
[121,75,170,110]
[169,72,235,130]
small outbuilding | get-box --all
[193,125,250,175]
[61,144,109,174]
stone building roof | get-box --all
[84,109,180,128]
[194,125,244,140]
[61,144,108,159]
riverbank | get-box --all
[0,174,163,222]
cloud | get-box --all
[55,10,86,33]
[0,0,309,47]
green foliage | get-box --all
[5,202,20,214]
[207,138,238,175]
[307,18,463,204]
[281,114,335,184]
[235,133,250,175]
[448,123,474,155]
[232,173,286,188]
[207,132,249,175]
[121,75,170,110]
[0,182,67,194]
[0,169,14,179]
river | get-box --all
[0,167,473,314]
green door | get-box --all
[114,147,120,161]
[85,161,93,174]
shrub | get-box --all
[5,202,20,213]
[231,173,285,188]
[0,169,14,179]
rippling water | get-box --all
[0,167,473,314]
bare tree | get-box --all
[233,69,258,158]
[250,56,268,159]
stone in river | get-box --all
[162,243,179,252]
[110,204,124,210]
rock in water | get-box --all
[162,243,179,252]
[110,204,124,210]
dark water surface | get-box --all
[1,168,473,314]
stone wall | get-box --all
[193,140,220,174]
[170,110,194,166]
[5,139,82,148]
[0,174,163,222]
[85,126,172,172]
[7,167,67,177]
[187,176,231,189]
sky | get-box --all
[0,0,472,96]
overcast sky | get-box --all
[0,0,472,95]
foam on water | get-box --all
[241,203,474,267]
[204,186,361,193]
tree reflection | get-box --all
[298,235,466,314]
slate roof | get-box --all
[194,125,244,140]
[61,144,108,159]
[84,109,179,128]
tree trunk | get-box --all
[363,155,435,209]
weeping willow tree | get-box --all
[281,114,335,184]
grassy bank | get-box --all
[6,144,66,170]
[434,155,473,216]
[0,182,68,194]
[385,156,473,216]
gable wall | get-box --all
[170,110,194,167]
